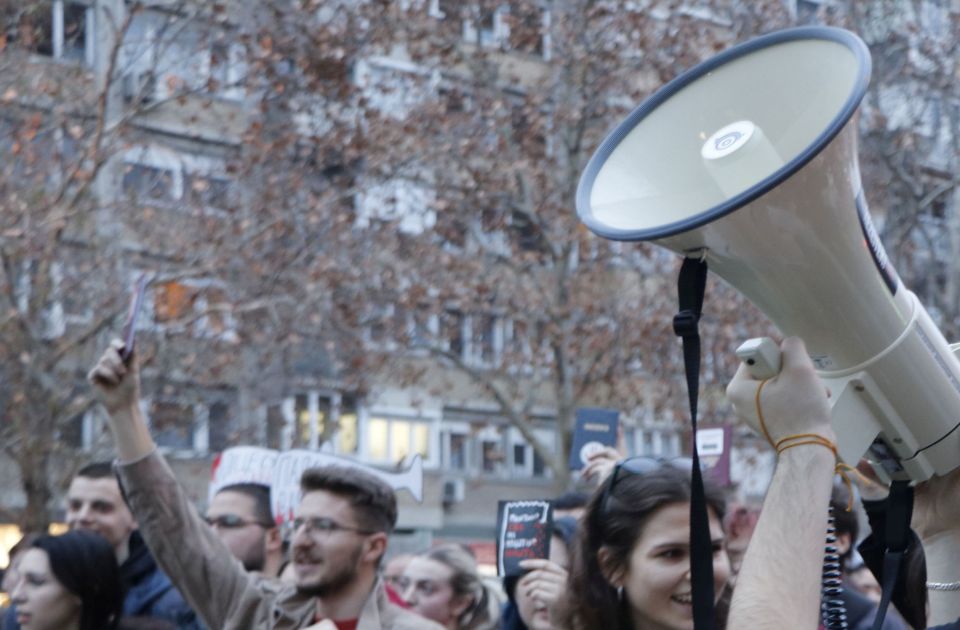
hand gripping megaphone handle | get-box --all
[736,337,782,380]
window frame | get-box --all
[29,0,95,66]
[143,397,209,457]
[361,407,440,468]
[274,391,361,456]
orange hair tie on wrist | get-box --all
[775,434,860,512]
[755,378,776,448]
[754,380,860,511]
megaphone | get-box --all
[576,26,960,482]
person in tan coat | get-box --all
[89,339,443,630]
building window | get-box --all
[122,163,178,205]
[411,307,437,347]
[266,404,286,450]
[533,449,547,476]
[633,428,682,458]
[509,429,553,479]
[149,400,201,452]
[209,41,247,100]
[470,313,501,365]
[642,430,654,455]
[512,443,526,471]
[463,5,509,48]
[447,432,469,470]
[478,426,506,475]
[271,392,358,453]
[57,412,89,449]
[192,285,234,339]
[186,173,231,211]
[354,59,438,122]
[207,401,232,453]
[442,309,465,357]
[429,0,460,19]
[367,416,431,465]
[122,147,231,214]
[149,279,236,341]
[338,400,359,454]
[294,393,335,449]
[355,177,436,234]
[22,1,92,65]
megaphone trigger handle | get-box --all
[736,337,782,380]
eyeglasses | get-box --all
[203,514,274,529]
[599,456,695,516]
[292,516,378,537]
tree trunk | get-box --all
[19,450,52,533]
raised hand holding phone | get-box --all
[88,274,156,462]
[120,273,151,363]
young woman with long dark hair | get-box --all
[562,460,732,630]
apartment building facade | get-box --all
[5,0,952,562]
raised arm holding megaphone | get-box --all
[576,26,960,483]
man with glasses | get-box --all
[88,338,441,630]
[206,482,284,578]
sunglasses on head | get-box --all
[599,456,696,516]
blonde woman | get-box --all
[400,544,502,630]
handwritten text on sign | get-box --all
[496,500,552,576]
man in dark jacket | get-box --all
[65,462,202,628]
[4,462,201,629]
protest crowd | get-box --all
[0,336,956,630]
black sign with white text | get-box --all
[496,500,552,576]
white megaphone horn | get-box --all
[576,26,960,482]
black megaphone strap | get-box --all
[674,256,715,630]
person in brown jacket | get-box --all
[88,339,443,630]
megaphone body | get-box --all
[577,27,960,482]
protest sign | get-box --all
[496,500,552,576]
[208,446,279,503]
[695,424,732,486]
[271,449,424,525]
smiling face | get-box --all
[611,502,730,630]
[291,489,384,597]
[65,476,135,557]
[11,549,81,630]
